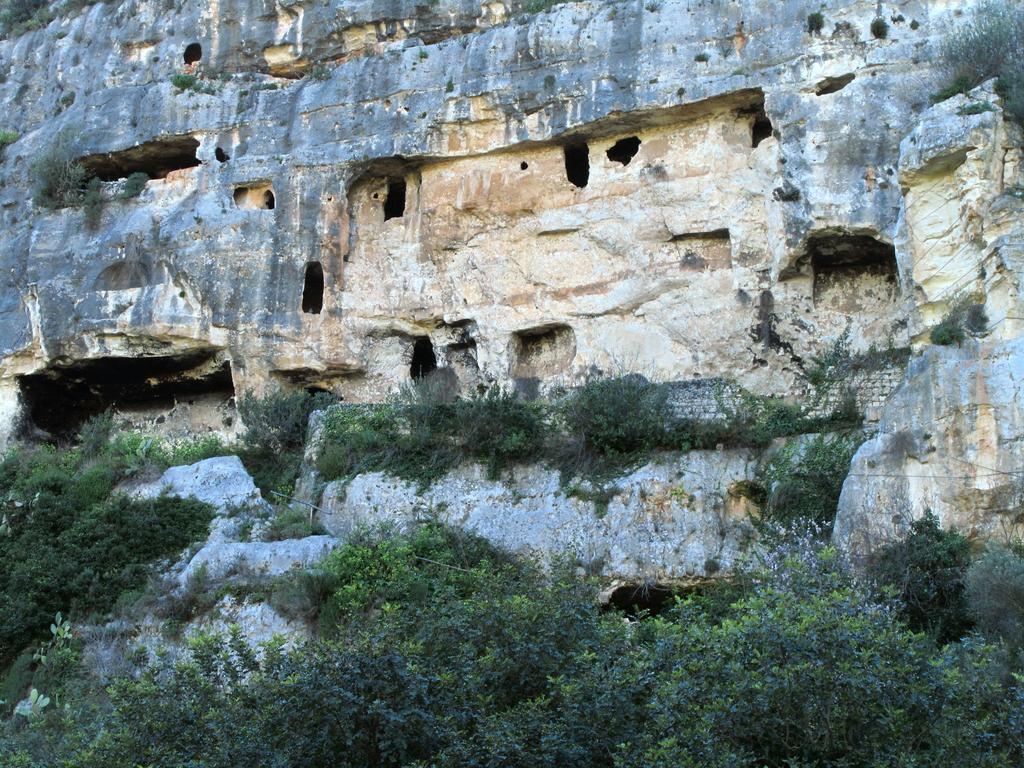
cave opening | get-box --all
[383,179,406,220]
[512,324,576,380]
[18,351,233,437]
[751,108,774,147]
[183,43,202,65]
[815,73,856,96]
[233,184,275,210]
[215,147,230,162]
[606,136,641,166]
[564,142,590,188]
[302,262,324,314]
[807,233,898,308]
[79,136,201,181]
[410,337,437,380]
[604,583,678,619]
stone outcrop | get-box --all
[0,0,966,442]
[834,82,1024,555]
[319,453,760,581]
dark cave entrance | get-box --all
[215,147,230,162]
[807,233,899,309]
[79,136,201,181]
[183,42,202,65]
[383,179,407,220]
[302,262,324,314]
[262,189,275,210]
[564,142,590,188]
[604,583,679,618]
[18,351,234,437]
[606,136,641,166]
[410,337,437,380]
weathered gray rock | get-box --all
[834,337,1024,556]
[133,455,266,513]
[180,535,338,584]
[320,453,759,580]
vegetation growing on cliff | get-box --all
[3,522,1024,767]
[0,445,213,674]
[317,374,862,489]
[936,1,1024,123]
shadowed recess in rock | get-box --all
[603,583,680,618]
[79,136,201,181]
[384,179,406,220]
[808,233,898,308]
[606,136,641,165]
[564,142,590,188]
[512,325,576,379]
[183,42,202,64]
[18,351,233,436]
[410,337,437,379]
[302,262,324,314]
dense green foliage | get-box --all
[318,376,861,488]
[236,389,336,497]
[967,544,1024,663]
[936,1,1024,123]
[0,446,213,670]
[754,433,861,531]
[4,524,1023,767]
[867,512,974,644]
[930,298,988,346]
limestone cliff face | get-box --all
[835,82,1024,554]
[0,0,961,440]
[0,0,1021,559]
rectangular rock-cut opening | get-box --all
[384,179,406,220]
[564,143,590,188]
[79,135,201,181]
[668,228,732,270]
[808,234,899,311]
[234,183,275,210]
[18,350,234,438]
[302,262,324,314]
[512,324,576,379]
[410,337,437,380]
[815,73,856,96]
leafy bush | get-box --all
[31,137,87,209]
[10,525,1023,766]
[755,432,861,530]
[870,17,889,39]
[117,171,148,199]
[936,1,1024,123]
[81,176,103,228]
[0,129,17,152]
[868,512,973,644]
[554,374,670,477]
[260,508,326,541]
[0,0,46,35]
[0,447,213,667]
[237,389,334,454]
[170,73,199,91]
[966,545,1024,661]
[807,11,824,34]
[930,297,988,345]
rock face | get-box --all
[320,453,759,580]
[834,82,1024,555]
[132,455,266,512]
[0,0,969,442]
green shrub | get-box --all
[870,17,889,39]
[868,512,973,644]
[930,298,988,345]
[117,171,148,199]
[260,508,326,541]
[170,73,199,92]
[966,545,1024,661]
[0,0,46,35]
[0,447,213,667]
[454,386,545,477]
[0,129,18,151]
[555,374,669,475]
[238,389,335,454]
[936,2,1024,123]
[81,176,103,228]
[807,11,824,34]
[13,526,1024,766]
[755,432,861,530]
[31,137,87,209]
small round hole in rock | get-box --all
[183,42,202,65]
[606,136,641,165]
[215,147,229,162]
